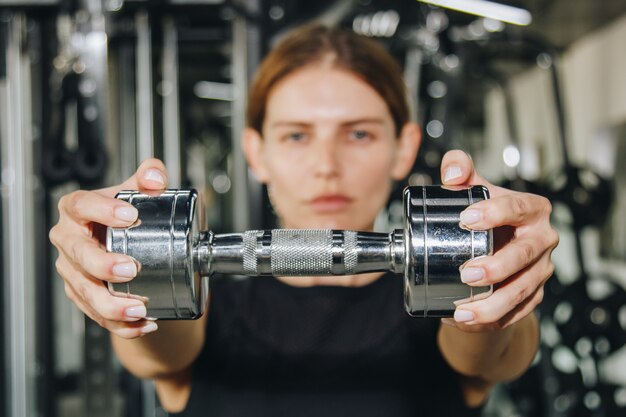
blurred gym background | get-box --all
[1,0,625,416]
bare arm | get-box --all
[436,150,558,404]
[111,313,208,379]
[438,314,538,384]
[50,159,206,379]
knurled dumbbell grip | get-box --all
[194,229,406,277]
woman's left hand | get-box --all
[439,150,559,332]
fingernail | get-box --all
[125,305,146,318]
[444,166,462,183]
[454,309,475,323]
[460,209,481,225]
[113,261,137,278]
[141,321,158,334]
[441,318,457,327]
[115,206,138,222]
[144,169,165,185]
[461,267,484,283]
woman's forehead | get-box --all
[264,66,393,125]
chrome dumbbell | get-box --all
[107,186,493,319]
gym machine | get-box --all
[2,1,261,416]
[1,10,43,417]
[450,27,625,417]
[1,0,623,416]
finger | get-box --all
[80,277,149,323]
[81,279,148,323]
[57,258,148,322]
[57,190,139,228]
[495,287,545,329]
[460,235,556,286]
[65,283,157,338]
[63,280,104,323]
[459,193,554,230]
[452,264,549,325]
[134,158,168,190]
[98,158,168,198]
[440,318,459,328]
[441,150,477,185]
[107,319,159,339]
[440,150,509,198]
[444,288,542,333]
[59,234,139,283]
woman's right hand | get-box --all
[50,159,169,339]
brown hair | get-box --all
[246,24,409,137]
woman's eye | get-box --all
[286,132,306,142]
[349,130,372,141]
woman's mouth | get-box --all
[309,195,353,213]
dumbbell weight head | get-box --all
[107,190,208,319]
[107,186,493,319]
[403,186,493,316]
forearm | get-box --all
[112,315,207,379]
[437,313,539,383]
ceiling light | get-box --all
[417,0,532,26]
[194,81,233,101]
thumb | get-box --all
[440,150,480,185]
[97,158,168,198]
[440,150,505,197]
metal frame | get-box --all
[231,0,263,230]
[231,4,250,231]
[0,4,264,417]
[162,15,182,187]
[116,37,138,181]
[1,12,37,417]
[0,17,5,417]
[136,9,155,162]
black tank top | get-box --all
[171,273,483,417]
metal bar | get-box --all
[79,5,117,414]
[162,16,181,187]
[136,10,154,162]
[231,0,263,230]
[31,16,57,417]
[1,12,37,417]
[207,230,400,276]
[142,380,157,417]
[0,15,7,417]
[403,46,422,123]
[84,320,115,417]
[0,0,59,4]
[547,55,571,168]
[245,0,264,229]
[117,42,137,180]
[136,11,159,417]
[231,4,249,231]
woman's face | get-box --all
[244,65,420,231]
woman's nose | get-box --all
[311,137,340,177]
[311,138,341,179]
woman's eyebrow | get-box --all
[270,118,386,128]
[270,121,312,128]
[342,118,386,126]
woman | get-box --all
[50,24,558,416]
